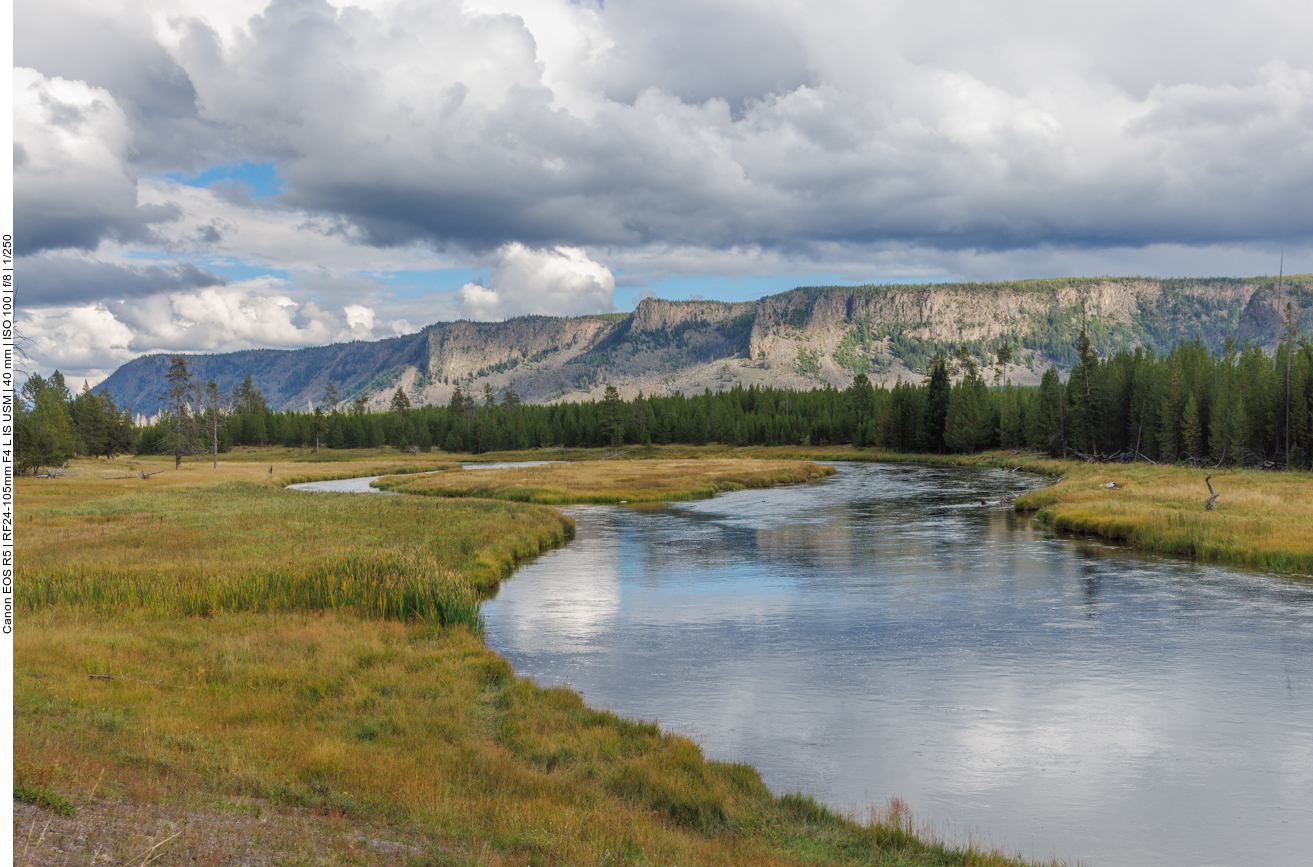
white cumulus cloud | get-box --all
[458,243,614,321]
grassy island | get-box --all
[15,449,1044,867]
[375,457,837,504]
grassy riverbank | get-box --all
[376,458,837,504]
[788,447,1313,575]
[16,453,1047,866]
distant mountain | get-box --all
[99,276,1311,417]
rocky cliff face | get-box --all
[99,276,1311,415]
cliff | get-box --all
[99,276,1311,415]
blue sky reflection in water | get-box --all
[483,463,1313,867]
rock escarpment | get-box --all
[99,276,1310,415]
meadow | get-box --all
[16,448,1052,866]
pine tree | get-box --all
[19,376,77,474]
[162,355,199,469]
[602,385,624,447]
[917,355,950,453]
[1182,393,1203,461]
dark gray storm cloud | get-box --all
[20,256,227,307]
[13,0,1313,266]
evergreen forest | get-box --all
[17,326,1313,473]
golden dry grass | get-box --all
[1010,462,1313,574]
[376,458,837,504]
[21,448,453,501]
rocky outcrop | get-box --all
[424,317,616,383]
[98,276,1310,415]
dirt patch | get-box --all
[12,799,460,866]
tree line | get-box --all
[15,320,1313,473]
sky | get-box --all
[15,0,1313,385]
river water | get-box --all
[481,463,1313,866]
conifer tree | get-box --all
[1182,393,1203,461]
[162,355,199,469]
[917,355,950,453]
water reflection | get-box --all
[484,463,1313,867]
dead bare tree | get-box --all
[1204,475,1220,511]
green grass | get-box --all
[22,545,483,629]
[18,480,574,594]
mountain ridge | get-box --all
[98,276,1313,417]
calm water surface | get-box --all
[483,463,1313,866]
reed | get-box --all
[20,546,483,629]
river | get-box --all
[478,462,1313,866]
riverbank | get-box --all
[375,458,836,504]
[16,454,1046,866]
[490,443,1312,575]
[792,448,1312,575]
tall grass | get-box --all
[20,546,483,629]
[18,481,574,594]
[15,612,1056,866]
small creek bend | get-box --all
[292,462,1313,866]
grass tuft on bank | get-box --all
[375,458,837,504]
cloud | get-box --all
[14,67,179,253]
[21,254,226,306]
[125,0,1311,256]
[21,277,363,385]
[343,303,376,333]
[13,0,1313,377]
[458,243,614,320]
[21,303,138,387]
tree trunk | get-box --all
[1204,475,1220,511]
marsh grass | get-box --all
[18,479,574,598]
[22,449,452,499]
[15,612,1055,866]
[22,546,483,629]
[377,458,837,504]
